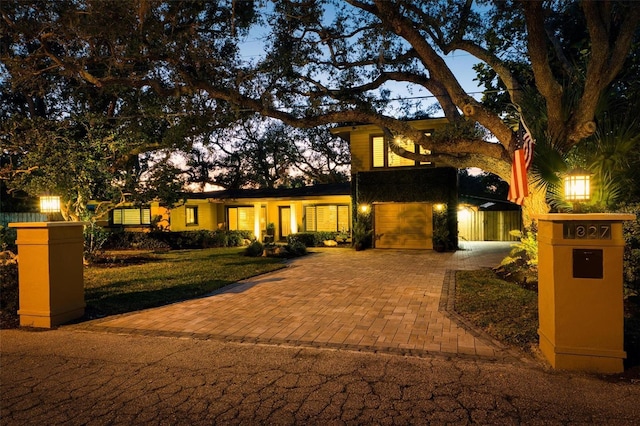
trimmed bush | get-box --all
[103,230,252,251]
[286,240,307,257]
[245,241,264,257]
[287,231,338,247]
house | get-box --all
[332,118,458,249]
[106,117,461,249]
[107,184,352,242]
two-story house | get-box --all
[105,118,458,250]
[332,118,458,250]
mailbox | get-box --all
[536,213,634,374]
[573,249,603,279]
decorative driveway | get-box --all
[76,242,514,359]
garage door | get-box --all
[374,203,433,249]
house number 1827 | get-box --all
[563,222,612,240]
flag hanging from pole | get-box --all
[508,118,535,205]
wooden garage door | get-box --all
[374,203,433,249]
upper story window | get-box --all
[185,206,198,226]
[372,133,432,168]
[112,208,151,226]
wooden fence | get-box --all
[458,210,522,242]
[0,212,48,228]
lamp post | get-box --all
[39,195,61,220]
[564,168,591,212]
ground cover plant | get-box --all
[455,269,539,351]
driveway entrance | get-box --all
[79,242,513,358]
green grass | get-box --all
[84,247,286,319]
[455,269,539,350]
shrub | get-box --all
[0,225,17,252]
[618,203,640,297]
[495,227,538,289]
[0,253,19,328]
[226,231,245,247]
[245,241,264,257]
[83,222,110,262]
[287,231,338,247]
[103,231,171,251]
[285,240,307,257]
[287,232,319,247]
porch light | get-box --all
[39,195,61,213]
[359,204,370,214]
[564,168,592,203]
[434,203,445,212]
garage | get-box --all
[374,203,433,249]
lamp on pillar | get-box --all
[40,195,61,220]
[564,168,591,212]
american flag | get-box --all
[508,118,535,205]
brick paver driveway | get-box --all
[79,242,513,358]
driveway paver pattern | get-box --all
[78,242,513,358]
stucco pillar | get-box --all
[290,203,298,234]
[253,203,262,241]
[536,213,634,373]
[9,222,86,328]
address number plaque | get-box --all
[563,222,612,240]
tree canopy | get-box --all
[1,0,639,221]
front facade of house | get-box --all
[106,118,463,249]
[170,184,352,241]
[333,118,459,249]
[106,184,352,242]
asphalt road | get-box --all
[2,329,639,425]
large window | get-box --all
[112,208,151,226]
[185,206,198,226]
[372,133,432,168]
[305,205,350,232]
[227,206,266,232]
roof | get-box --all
[459,194,521,211]
[184,182,352,201]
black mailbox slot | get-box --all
[573,249,603,279]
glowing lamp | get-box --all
[564,169,591,203]
[39,196,61,213]
[359,204,370,214]
[433,203,445,212]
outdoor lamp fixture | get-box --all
[359,204,370,214]
[433,203,446,212]
[39,195,61,214]
[564,168,591,211]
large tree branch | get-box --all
[367,0,515,150]
[522,0,564,140]
[572,1,640,141]
[445,39,524,107]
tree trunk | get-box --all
[522,184,549,229]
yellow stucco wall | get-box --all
[9,222,85,328]
[334,118,449,174]
[169,199,219,232]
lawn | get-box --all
[84,247,286,319]
[455,269,539,351]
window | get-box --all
[372,132,433,168]
[227,207,255,231]
[304,205,350,232]
[185,206,198,226]
[112,208,151,225]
